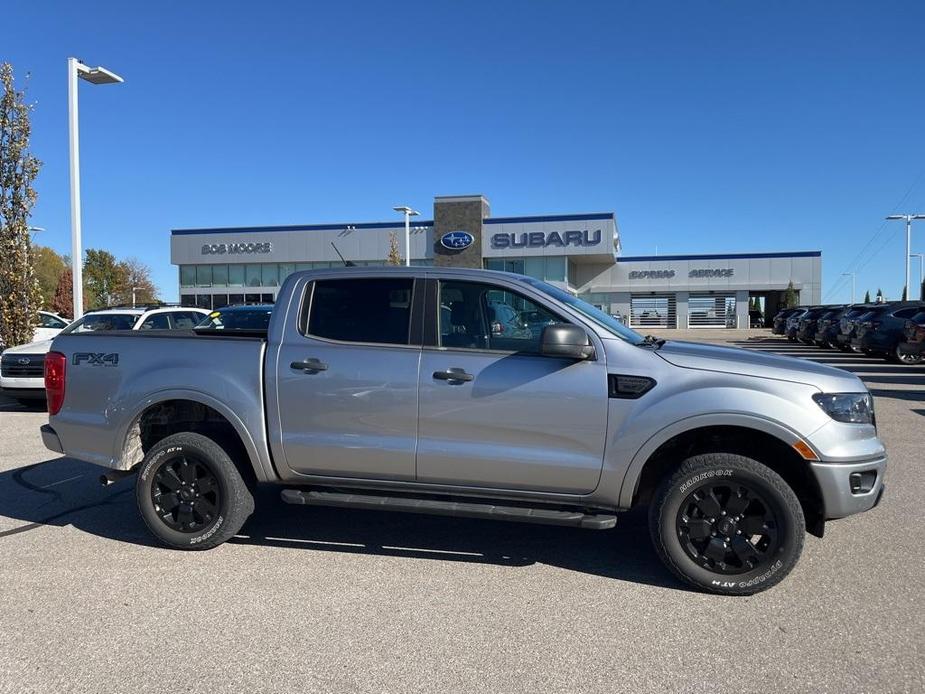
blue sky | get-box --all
[4,0,925,302]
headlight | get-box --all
[812,392,875,424]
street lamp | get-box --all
[911,253,925,300]
[392,206,420,267]
[28,226,45,234]
[841,272,855,303]
[68,57,123,319]
[885,214,925,302]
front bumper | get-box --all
[810,456,887,519]
[1,386,46,400]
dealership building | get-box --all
[172,194,821,329]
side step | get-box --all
[280,489,616,530]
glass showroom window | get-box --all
[261,263,279,287]
[245,264,262,287]
[545,257,566,282]
[524,257,544,279]
[179,266,196,288]
[196,265,212,288]
[212,264,228,287]
[278,263,295,282]
[228,264,245,287]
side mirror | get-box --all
[540,323,595,360]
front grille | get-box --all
[0,354,45,378]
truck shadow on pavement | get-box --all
[0,457,689,591]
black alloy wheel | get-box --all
[675,481,779,575]
[893,343,923,365]
[151,454,222,533]
[136,432,254,550]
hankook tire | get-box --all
[136,432,254,550]
[649,453,805,596]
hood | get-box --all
[655,340,865,391]
[1,338,54,356]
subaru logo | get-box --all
[440,231,474,250]
[17,357,30,365]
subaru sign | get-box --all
[440,231,474,250]
[490,229,602,249]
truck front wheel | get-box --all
[136,432,254,550]
[649,453,805,595]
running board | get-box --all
[280,489,617,530]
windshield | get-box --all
[60,313,138,334]
[521,278,645,344]
[195,307,273,331]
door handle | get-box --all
[432,368,474,383]
[290,358,328,373]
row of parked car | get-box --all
[772,301,925,365]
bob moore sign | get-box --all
[629,268,735,279]
[202,242,273,255]
[491,229,602,249]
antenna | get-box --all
[330,242,356,267]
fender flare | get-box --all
[616,412,812,508]
[113,388,275,482]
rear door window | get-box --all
[307,278,414,345]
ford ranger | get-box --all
[40,268,886,594]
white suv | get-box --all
[0,311,70,352]
[0,306,209,405]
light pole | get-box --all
[68,57,123,319]
[841,272,855,303]
[885,214,925,302]
[393,206,420,267]
[131,286,139,308]
[911,253,925,300]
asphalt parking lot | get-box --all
[1,332,922,693]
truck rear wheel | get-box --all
[136,432,254,550]
[649,453,805,595]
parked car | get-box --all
[42,267,886,595]
[783,307,812,341]
[1,305,208,404]
[834,304,879,352]
[772,307,801,335]
[194,304,274,332]
[898,309,925,363]
[851,302,925,363]
[0,310,69,353]
[812,306,848,348]
[795,306,839,345]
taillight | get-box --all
[44,351,67,415]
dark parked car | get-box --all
[897,309,925,364]
[194,304,274,332]
[796,306,841,345]
[772,307,802,335]
[783,307,813,341]
[851,302,925,363]
[834,304,879,352]
[813,306,850,348]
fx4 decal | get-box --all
[73,352,119,367]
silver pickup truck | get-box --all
[40,267,886,594]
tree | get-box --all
[52,267,73,317]
[0,63,42,349]
[783,280,797,308]
[117,257,158,305]
[33,245,67,308]
[863,290,871,304]
[83,249,129,309]
[921,279,925,302]
[876,287,883,303]
[901,285,907,301]
[386,230,402,266]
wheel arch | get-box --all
[115,390,274,484]
[621,415,826,537]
